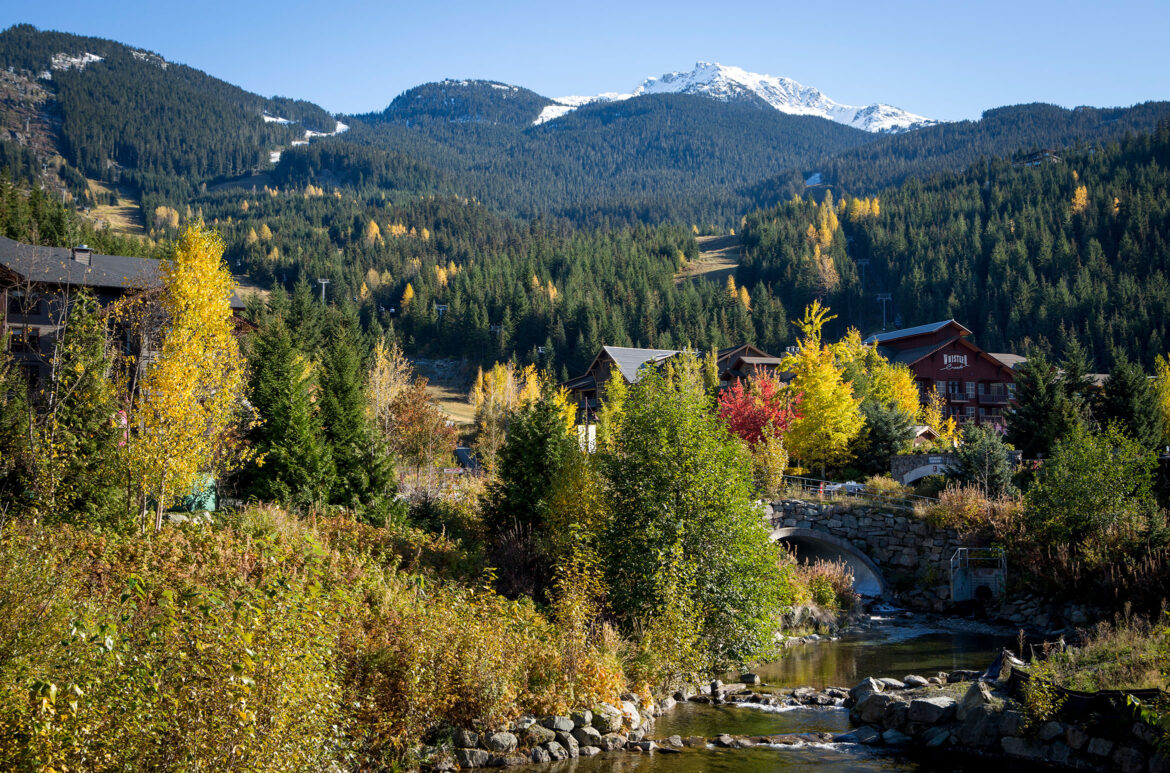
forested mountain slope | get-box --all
[740,121,1170,369]
[0,25,336,194]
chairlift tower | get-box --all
[876,293,893,330]
[317,278,330,303]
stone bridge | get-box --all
[763,499,975,608]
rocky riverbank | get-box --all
[840,671,1167,772]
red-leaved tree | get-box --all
[717,368,802,445]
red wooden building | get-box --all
[864,320,1020,426]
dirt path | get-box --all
[676,233,741,284]
[86,180,147,236]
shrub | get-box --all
[917,483,1024,536]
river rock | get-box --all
[455,748,493,768]
[1047,741,1072,765]
[741,673,761,685]
[1113,746,1147,773]
[598,733,627,751]
[453,728,479,748]
[580,746,601,757]
[1037,721,1064,742]
[1086,737,1115,757]
[1065,725,1089,750]
[555,731,579,758]
[483,731,517,753]
[882,700,909,732]
[573,726,602,747]
[571,709,592,727]
[541,715,575,733]
[853,692,898,724]
[626,728,645,742]
[853,726,882,745]
[882,729,912,745]
[908,696,956,725]
[957,705,999,748]
[1002,737,1043,759]
[593,704,624,733]
[510,715,537,732]
[529,746,550,763]
[848,677,885,705]
[664,735,683,747]
[879,678,906,691]
[620,700,642,730]
[524,724,556,745]
[903,675,930,688]
[955,680,992,721]
[921,726,951,747]
[544,740,568,761]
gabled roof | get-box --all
[863,320,972,345]
[595,345,681,383]
[988,352,1027,370]
[0,236,246,309]
[0,236,160,290]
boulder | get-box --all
[921,726,951,747]
[999,709,1024,737]
[482,732,518,754]
[714,734,736,748]
[524,724,556,746]
[570,709,593,728]
[741,673,761,685]
[632,740,657,752]
[598,733,627,751]
[593,704,624,734]
[498,755,528,767]
[664,735,683,747]
[903,675,930,688]
[453,728,479,749]
[655,696,676,715]
[1046,742,1072,766]
[455,748,493,768]
[620,700,642,730]
[955,680,992,721]
[957,705,1000,748]
[544,740,568,761]
[882,700,909,732]
[555,731,579,758]
[1001,737,1043,760]
[626,728,645,743]
[907,696,956,725]
[572,726,602,747]
[852,692,897,724]
[853,726,882,745]
[579,746,601,757]
[541,715,575,733]
[1065,725,1089,750]
[882,729,912,745]
[529,747,550,764]
[1037,721,1064,742]
[879,678,906,691]
[1086,737,1115,757]
[510,715,537,732]
[848,677,884,705]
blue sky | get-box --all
[5,0,1168,121]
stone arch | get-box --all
[769,527,888,597]
[900,462,954,485]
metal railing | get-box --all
[950,547,1007,602]
[777,474,939,511]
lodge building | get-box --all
[1,236,245,385]
[864,320,1020,426]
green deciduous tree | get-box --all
[1025,423,1165,566]
[597,356,781,666]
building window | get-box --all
[946,380,961,395]
[965,381,976,398]
[965,406,976,419]
[991,382,1005,396]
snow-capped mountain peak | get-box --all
[534,62,934,133]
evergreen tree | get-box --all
[948,424,1016,498]
[318,322,395,515]
[1097,354,1165,450]
[244,317,334,509]
[1005,351,1078,457]
[851,400,914,476]
[1060,338,1097,423]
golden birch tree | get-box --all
[126,224,247,532]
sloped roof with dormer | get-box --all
[863,320,972,345]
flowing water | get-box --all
[515,614,1047,772]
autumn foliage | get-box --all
[717,369,801,446]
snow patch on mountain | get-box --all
[49,52,103,72]
[534,62,934,133]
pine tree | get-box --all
[1005,351,1078,457]
[948,424,1016,498]
[318,322,394,515]
[1098,354,1164,450]
[244,317,334,509]
[1060,338,1097,422]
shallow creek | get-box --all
[514,615,1048,772]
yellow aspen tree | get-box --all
[401,283,415,307]
[368,338,414,435]
[364,267,382,289]
[724,274,737,300]
[780,301,863,476]
[420,227,431,241]
[738,286,752,310]
[870,197,879,217]
[245,227,258,245]
[919,385,959,447]
[240,199,249,213]
[1071,185,1089,215]
[363,219,382,246]
[259,223,273,241]
[126,224,247,532]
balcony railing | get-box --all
[979,392,1010,405]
